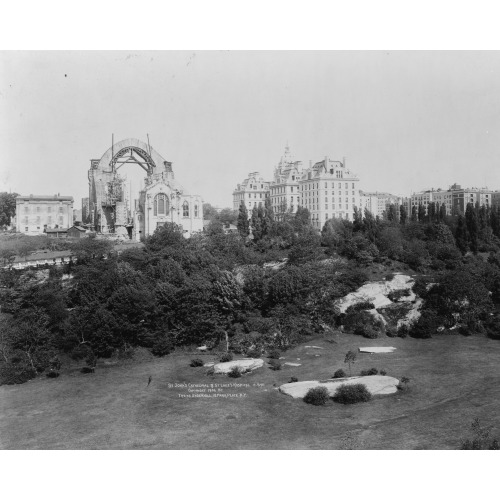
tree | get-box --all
[399,204,408,225]
[344,350,357,376]
[144,223,185,253]
[411,205,418,222]
[237,201,250,238]
[417,203,426,222]
[250,205,263,242]
[455,215,468,254]
[465,203,479,254]
[6,307,52,371]
[202,203,219,220]
[0,192,18,228]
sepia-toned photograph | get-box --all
[2,41,500,462]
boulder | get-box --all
[279,375,399,399]
[213,358,264,374]
[359,347,396,353]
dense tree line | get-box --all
[2,199,500,384]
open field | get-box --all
[1,334,500,449]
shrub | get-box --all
[360,368,378,376]
[246,348,262,358]
[46,371,60,378]
[345,301,375,313]
[380,369,387,376]
[333,369,347,379]
[409,310,440,339]
[190,358,204,367]
[303,386,329,406]
[397,376,410,391]
[151,337,174,357]
[289,376,298,383]
[269,359,282,371]
[227,366,242,378]
[361,324,379,339]
[267,349,281,359]
[0,364,37,385]
[219,352,233,363]
[333,384,372,404]
[80,366,95,374]
[397,325,409,338]
[385,273,395,281]
[387,289,411,302]
[70,343,93,361]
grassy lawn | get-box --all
[1,333,500,449]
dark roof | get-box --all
[68,225,86,232]
[16,195,74,202]
[45,228,68,233]
[12,249,72,264]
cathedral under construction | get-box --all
[87,137,203,240]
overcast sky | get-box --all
[1,51,500,209]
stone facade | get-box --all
[88,138,203,239]
[232,172,270,212]
[410,183,494,216]
[299,157,360,230]
[15,195,74,235]
[269,145,303,221]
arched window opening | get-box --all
[194,204,199,218]
[183,201,189,217]
[154,193,169,216]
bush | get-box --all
[397,325,409,338]
[360,368,378,376]
[219,352,233,363]
[380,369,387,376]
[0,364,37,385]
[151,337,174,357]
[289,376,298,383]
[190,358,204,367]
[303,386,329,406]
[409,310,440,339]
[70,343,93,361]
[267,349,281,359]
[246,348,262,358]
[333,384,372,404]
[80,366,95,374]
[387,289,411,302]
[345,301,375,313]
[46,371,60,378]
[227,366,242,378]
[269,359,282,371]
[333,369,347,379]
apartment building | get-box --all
[233,172,270,211]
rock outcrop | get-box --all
[279,375,399,399]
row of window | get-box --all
[153,193,200,218]
[24,206,65,213]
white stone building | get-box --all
[232,172,270,212]
[269,145,303,220]
[299,157,360,230]
[15,194,74,235]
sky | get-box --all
[1,50,500,209]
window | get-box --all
[24,206,29,213]
[183,201,189,217]
[47,206,51,213]
[48,216,52,224]
[36,216,40,224]
[194,204,199,218]
[59,206,63,213]
[36,206,40,213]
[25,227,28,232]
[154,193,169,216]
